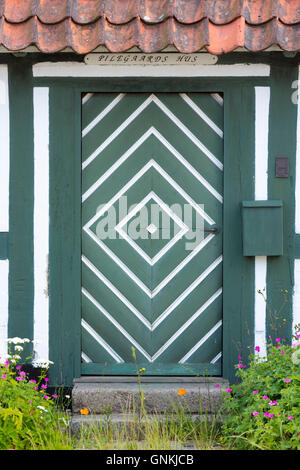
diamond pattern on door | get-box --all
[81,92,224,375]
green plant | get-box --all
[0,337,71,450]
[219,330,300,450]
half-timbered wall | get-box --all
[0,52,299,386]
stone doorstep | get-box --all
[70,412,223,438]
[72,379,229,415]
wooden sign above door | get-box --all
[84,53,218,66]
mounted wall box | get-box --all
[242,201,283,256]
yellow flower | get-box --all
[80,408,89,415]
[139,367,146,373]
[177,388,187,396]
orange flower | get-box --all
[177,388,187,396]
[80,408,89,415]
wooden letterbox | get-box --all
[242,201,283,256]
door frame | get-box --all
[44,77,268,386]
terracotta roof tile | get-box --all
[0,0,299,54]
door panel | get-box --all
[81,92,224,375]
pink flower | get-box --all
[280,350,285,354]
[264,412,270,417]
[285,379,291,383]
[215,384,220,388]
[52,394,58,398]
[16,365,22,370]
[252,411,259,416]
[269,401,278,406]
[43,395,50,400]
[33,386,38,390]
[253,390,258,395]
[275,338,280,343]
[30,379,36,384]
[237,364,243,368]
[238,356,242,361]
[16,376,24,381]
[19,371,26,376]
[1,374,6,379]
[268,414,274,419]
[28,400,32,403]
[296,334,300,339]
[263,396,269,400]
[288,416,294,420]
[44,378,49,382]
[255,346,260,352]
[41,384,47,389]
[225,388,232,393]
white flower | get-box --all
[0,353,11,361]
[65,395,70,399]
[5,337,30,344]
[14,345,23,352]
[37,406,49,413]
[32,358,54,368]
[291,348,300,365]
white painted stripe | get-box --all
[82,94,154,169]
[153,129,223,203]
[151,234,215,297]
[83,229,152,297]
[82,318,124,363]
[254,86,270,358]
[180,93,223,138]
[33,62,270,78]
[84,225,215,300]
[84,160,215,230]
[296,66,300,233]
[255,87,270,201]
[82,127,223,203]
[82,93,94,105]
[210,352,222,364]
[0,65,9,357]
[293,260,300,333]
[115,191,189,266]
[82,256,222,333]
[153,96,223,170]
[82,93,125,137]
[82,256,152,329]
[0,261,9,358]
[0,64,10,232]
[83,287,222,363]
[151,161,216,224]
[81,351,92,363]
[33,87,50,361]
[82,288,151,361]
[82,94,223,170]
[254,258,267,358]
[179,320,222,363]
[211,93,224,106]
[151,288,222,361]
[152,256,223,330]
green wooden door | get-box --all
[81,92,223,375]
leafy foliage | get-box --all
[0,338,69,450]
[220,334,300,450]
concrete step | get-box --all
[70,412,222,437]
[72,377,229,415]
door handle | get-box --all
[203,226,218,233]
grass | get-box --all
[33,395,225,450]
[53,413,223,450]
